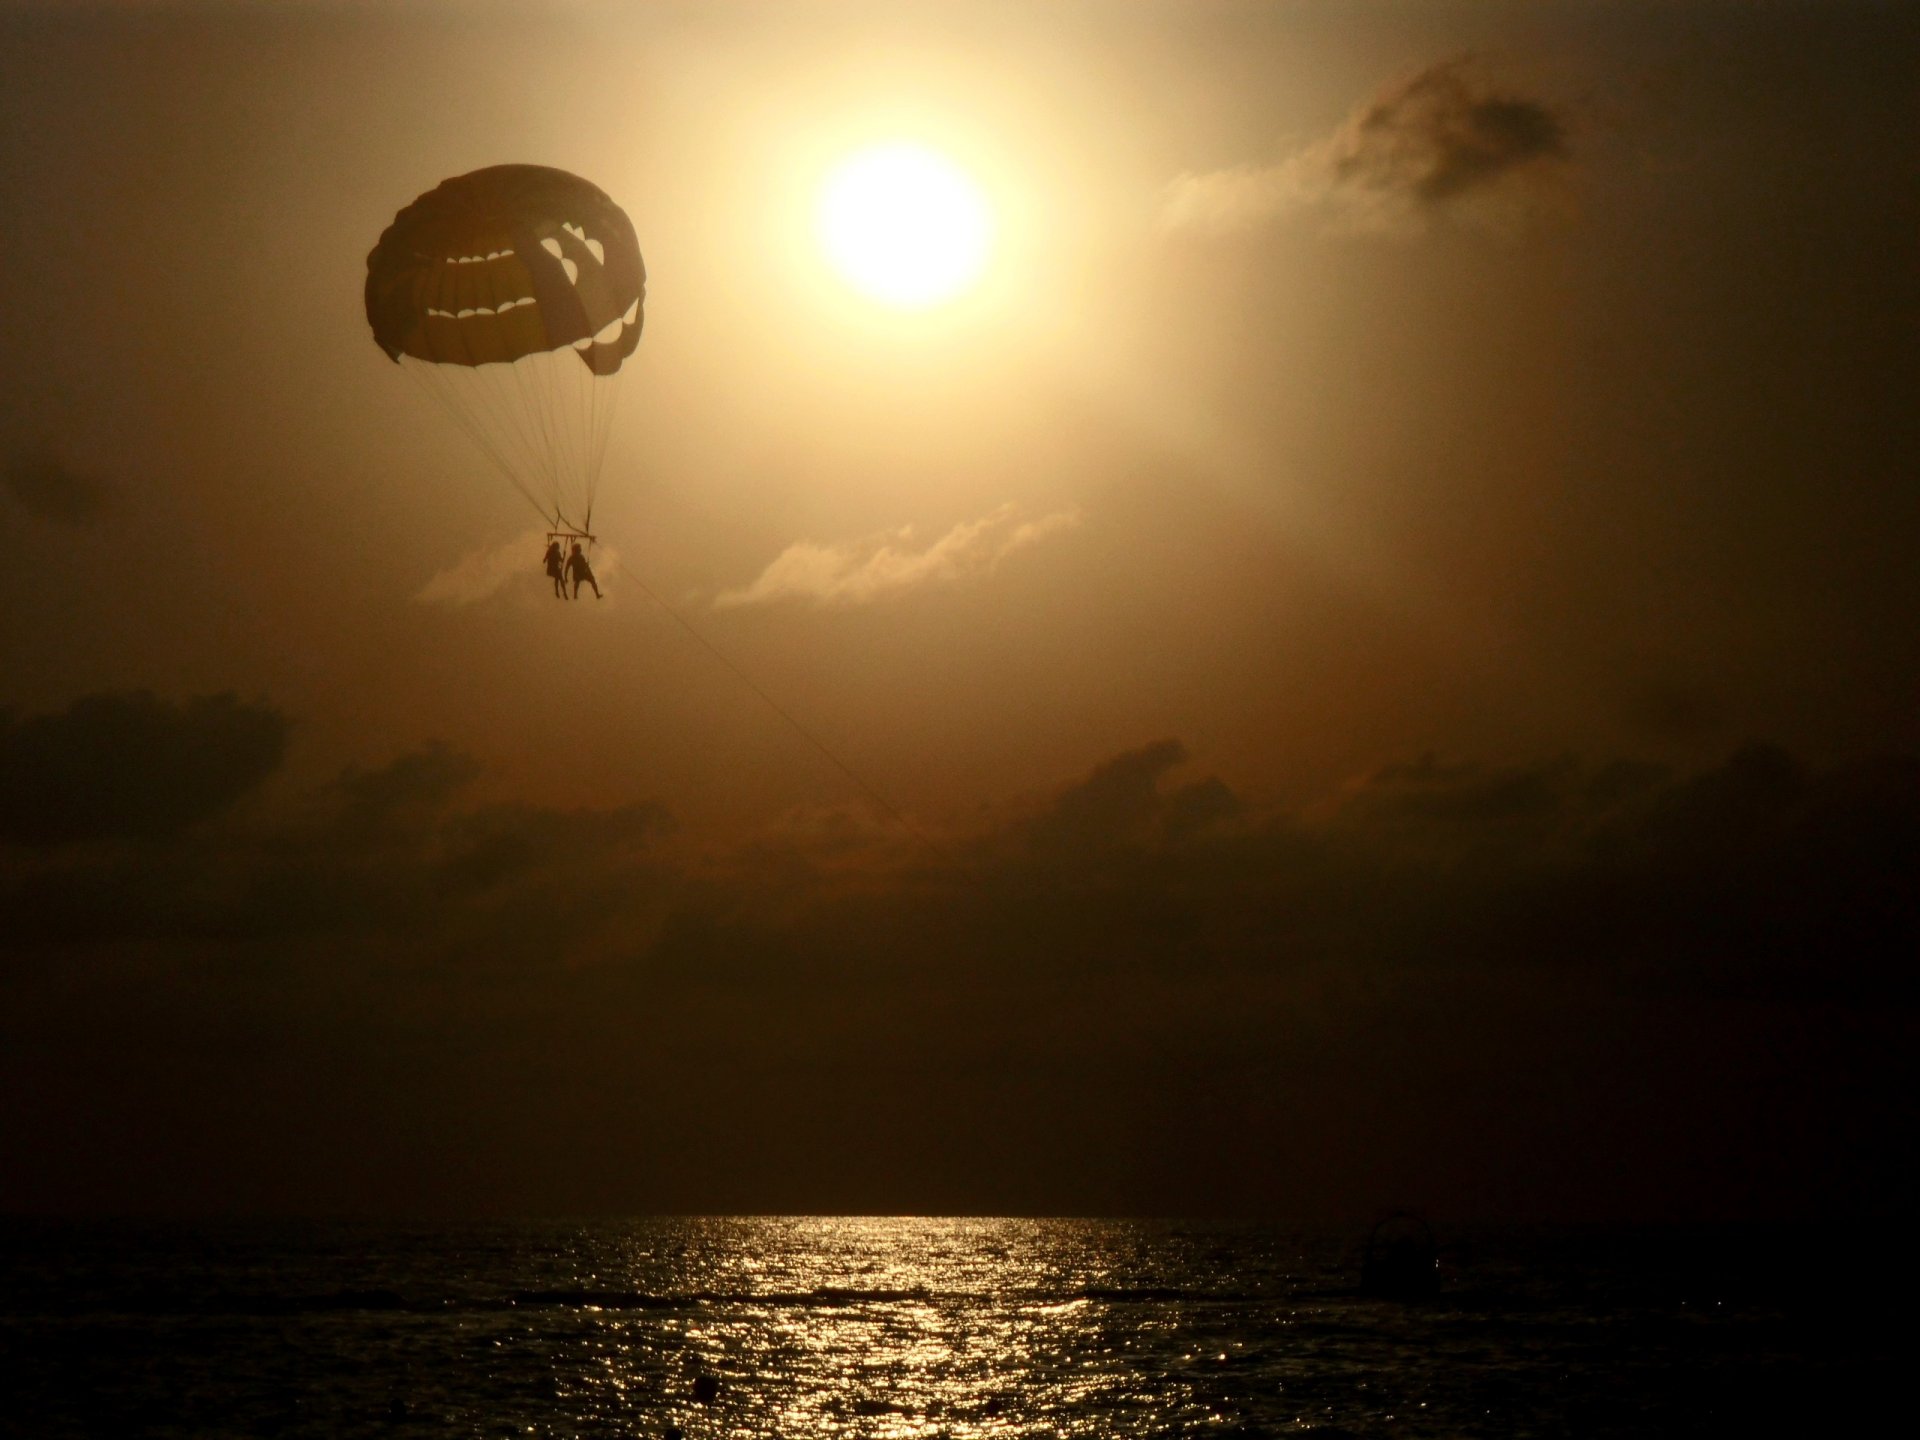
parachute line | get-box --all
[608,553,953,867]
[368,164,643,539]
[401,360,560,529]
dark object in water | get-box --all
[1362,1211,1439,1299]
[693,1372,721,1404]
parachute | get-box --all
[365,165,645,538]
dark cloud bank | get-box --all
[1,694,1912,1221]
[1163,56,1569,236]
[2,448,109,527]
[1339,56,1565,209]
[0,691,286,844]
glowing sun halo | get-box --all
[814,143,993,309]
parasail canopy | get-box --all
[366,164,646,536]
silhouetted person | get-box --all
[542,539,566,598]
[567,541,601,600]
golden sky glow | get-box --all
[0,1,1913,833]
[0,0,1915,1226]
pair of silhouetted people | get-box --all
[541,539,600,600]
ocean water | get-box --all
[0,1218,1891,1437]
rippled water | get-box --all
[0,1218,1890,1436]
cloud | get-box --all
[0,733,672,953]
[1,721,1912,1218]
[1025,738,1240,854]
[1162,56,1569,238]
[714,503,1082,609]
[0,691,287,845]
[417,530,542,606]
[327,740,486,851]
[3,448,109,526]
[5,724,1910,1006]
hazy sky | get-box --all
[1,0,1914,1220]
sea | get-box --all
[0,1217,1894,1437]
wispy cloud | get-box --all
[1162,56,1570,239]
[715,503,1081,609]
[417,528,544,606]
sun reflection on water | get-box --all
[3,1218,1817,1436]
[535,1216,1301,1437]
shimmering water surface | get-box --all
[0,1218,1888,1436]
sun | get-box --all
[814,142,994,310]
